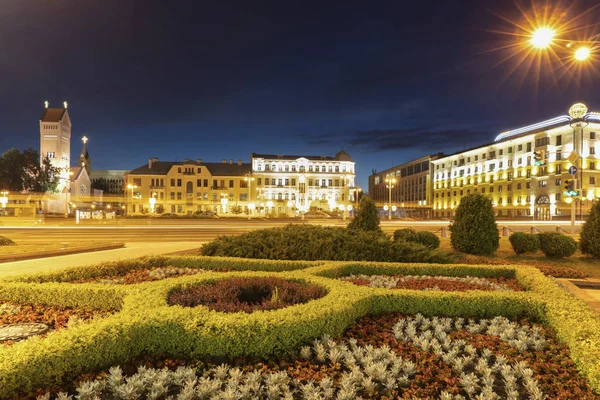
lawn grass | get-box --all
[439,236,600,279]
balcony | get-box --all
[149,185,165,189]
[183,172,195,175]
[211,186,227,190]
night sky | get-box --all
[1,0,599,189]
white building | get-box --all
[251,150,356,215]
[432,103,600,220]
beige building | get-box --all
[368,154,443,218]
[432,103,600,220]
[251,150,356,215]
[126,158,251,215]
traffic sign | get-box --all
[568,166,578,175]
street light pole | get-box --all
[127,184,137,216]
[244,173,255,220]
[385,176,396,220]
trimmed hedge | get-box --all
[0,257,599,397]
[393,229,440,249]
[201,224,452,263]
[508,232,540,255]
[580,199,600,258]
[538,232,578,258]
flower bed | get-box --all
[341,274,524,292]
[36,313,596,399]
[71,266,230,285]
[0,258,600,398]
[168,276,327,313]
[0,301,113,346]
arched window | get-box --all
[186,182,193,194]
[536,195,550,205]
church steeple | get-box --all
[78,136,91,175]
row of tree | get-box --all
[0,148,59,193]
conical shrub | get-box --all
[449,194,499,255]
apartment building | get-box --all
[126,158,251,215]
[368,154,443,218]
[432,103,600,220]
[251,150,356,214]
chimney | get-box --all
[197,159,203,164]
[222,159,227,164]
[237,159,242,166]
[229,159,233,164]
[148,158,153,169]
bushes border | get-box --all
[0,257,599,396]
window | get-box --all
[291,178,296,186]
[591,147,596,155]
[526,169,531,178]
[257,178,262,185]
[555,193,561,201]
[538,180,547,188]
[170,179,175,186]
[590,162,596,170]
[264,178,269,185]
[517,183,522,190]
[556,178,562,186]
[518,144,523,151]
[177,167,181,173]
[526,195,531,203]
[229,180,234,188]
[591,132,596,140]
[170,192,175,200]
[507,184,512,191]
[482,188,486,193]
[489,151,496,159]
[197,179,202,187]
[591,177,596,185]
[508,147,513,153]
[498,185,502,192]
[499,149,504,156]
[177,192,182,200]
[490,187,494,193]
[556,135,562,146]
[526,182,531,189]
[177,205,183,213]
[526,142,532,152]
[213,180,217,188]
[197,168,201,173]
[177,179,182,187]
[475,155,479,161]
[555,164,562,174]
[204,179,208,187]
[556,152,562,161]
[220,180,225,188]
[508,172,513,181]
[170,205,175,213]
[535,137,550,147]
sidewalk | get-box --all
[557,278,600,313]
[0,242,202,278]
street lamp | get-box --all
[0,190,8,210]
[244,173,255,220]
[530,27,555,49]
[384,176,396,220]
[127,184,137,216]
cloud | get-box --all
[305,126,493,153]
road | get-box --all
[0,218,584,243]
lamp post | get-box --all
[385,176,396,220]
[244,173,255,220]
[127,184,137,216]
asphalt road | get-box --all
[0,218,584,243]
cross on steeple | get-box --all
[82,136,88,144]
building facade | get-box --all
[90,170,128,195]
[432,103,600,220]
[368,154,443,218]
[126,158,252,215]
[125,150,356,216]
[251,150,356,215]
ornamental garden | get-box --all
[1,194,600,399]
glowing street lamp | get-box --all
[530,27,555,49]
[244,173,255,220]
[127,184,137,215]
[384,176,396,220]
[574,46,591,61]
[0,190,8,209]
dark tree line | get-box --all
[0,148,60,193]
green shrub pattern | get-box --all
[538,232,578,258]
[201,224,452,263]
[508,232,540,255]
[0,256,599,397]
[580,199,600,258]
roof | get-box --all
[70,167,82,182]
[40,108,67,122]
[129,161,251,176]
[334,149,353,162]
[252,153,339,161]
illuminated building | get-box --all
[251,150,356,215]
[368,154,444,218]
[432,103,600,220]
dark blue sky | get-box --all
[1,0,599,189]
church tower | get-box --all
[39,101,71,192]
[78,136,92,175]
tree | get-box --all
[347,196,382,232]
[580,199,600,258]
[449,194,499,255]
[230,204,243,215]
[0,148,59,193]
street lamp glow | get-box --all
[574,46,591,61]
[530,27,555,49]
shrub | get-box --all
[393,228,417,242]
[201,224,452,263]
[449,194,499,255]
[538,232,578,258]
[508,232,540,255]
[580,199,600,258]
[0,236,16,246]
[393,229,440,249]
[347,196,381,232]
[167,277,326,313]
